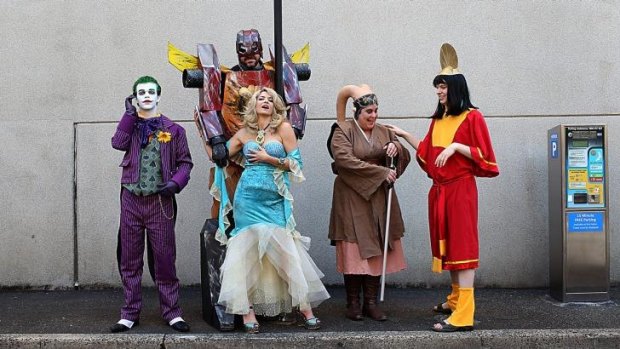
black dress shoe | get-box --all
[110,320,138,333]
[170,320,190,332]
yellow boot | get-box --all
[433,287,474,332]
[446,284,460,310]
[433,283,459,314]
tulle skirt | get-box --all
[218,223,330,316]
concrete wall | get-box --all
[1,0,619,288]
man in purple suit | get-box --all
[110,76,193,333]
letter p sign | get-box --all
[551,139,558,159]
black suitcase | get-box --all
[200,218,236,331]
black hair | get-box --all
[132,75,161,96]
[431,74,476,119]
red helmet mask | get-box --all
[236,29,263,70]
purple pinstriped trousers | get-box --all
[118,188,183,322]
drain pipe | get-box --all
[73,123,79,290]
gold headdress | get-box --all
[439,43,460,75]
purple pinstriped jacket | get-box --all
[111,112,193,191]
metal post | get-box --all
[274,0,284,98]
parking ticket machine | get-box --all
[548,124,609,302]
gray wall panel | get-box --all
[1,1,619,287]
[0,121,74,287]
[2,1,618,124]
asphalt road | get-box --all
[1,285,618,334]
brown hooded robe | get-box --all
[328,120,410,259]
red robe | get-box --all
[416,109,499,273]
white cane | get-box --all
[380,156,396,302]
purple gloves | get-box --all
[117,95,139,132]
[125,94,137,117]
[157,181,180,197]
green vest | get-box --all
[123,137,163,196]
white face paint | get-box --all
[135,82,160,111]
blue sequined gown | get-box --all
[212,141,330,316]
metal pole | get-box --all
[274,0,284,98]
[380,157,395,302]
[73,123,79,290]
[273,3,294,324]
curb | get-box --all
[2,329,620,349]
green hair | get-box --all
[132,75,161,95]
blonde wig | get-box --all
[242,87,287,134]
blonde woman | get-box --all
[211,87,329,333]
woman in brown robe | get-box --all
[327,84,410,321]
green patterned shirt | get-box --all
[122,137,163,196]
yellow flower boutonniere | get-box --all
[157,131,172,143]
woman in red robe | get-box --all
[389,43,499,332]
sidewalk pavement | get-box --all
[0,285,618,348]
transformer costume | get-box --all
[168,29,311,331]
[169,29,310,216]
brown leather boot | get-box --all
[343,274,363,321]
[362,275,387,321]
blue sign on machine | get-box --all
[567,212,604,233]
[550,133,558,159]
